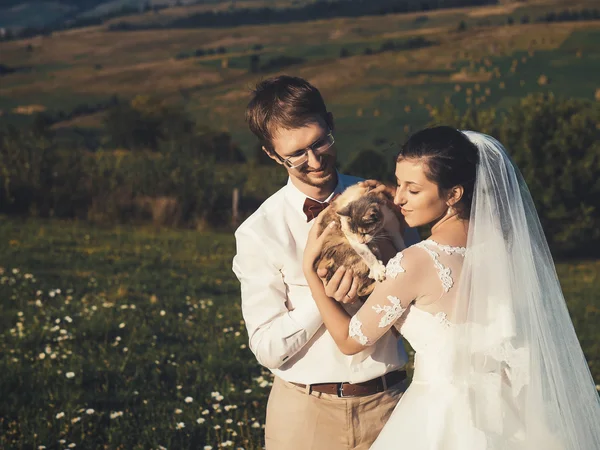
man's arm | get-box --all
[232,227,323,370]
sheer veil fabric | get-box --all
[451,131,600,448]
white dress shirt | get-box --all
[233,173,417,384]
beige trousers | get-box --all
[265,376,404,450]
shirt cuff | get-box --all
[288,300,323,339]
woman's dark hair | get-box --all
[397,126,479,219]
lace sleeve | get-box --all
[349,249,422,346]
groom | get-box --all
[233,75,418,450]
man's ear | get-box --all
[447,185,464,206]
[263,146,283,165]
[337,204,352,217]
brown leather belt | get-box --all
[290,370,407,398]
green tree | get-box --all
[499,94,600,252]
[103,95,194,151]
[250,54,260,73]
[344,148,392,182]
[0,123,54,215]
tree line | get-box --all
[4,3,599,42]
[108,0,497,32]
[0,95,254,229]
[1,0,496,41]
[1,92,598,254]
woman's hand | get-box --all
[359,179,396,201]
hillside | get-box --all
[0,0,290,29]
[1,0,598,161]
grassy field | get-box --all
[1,216,599,449]
[1,0,599,161]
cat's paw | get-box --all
[369,262,386,282]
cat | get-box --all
[313,183,407,299]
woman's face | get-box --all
[393,158,449,228]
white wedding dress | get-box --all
[349,240,561,450]
[347,131,600,449]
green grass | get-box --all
[0,216,599,448]
[0,217,268,449]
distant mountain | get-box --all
[0,0,235,29]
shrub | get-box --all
[344,148,392,182]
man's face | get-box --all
[268,120,337,188]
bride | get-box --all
[303,126,600,449]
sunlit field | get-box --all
[1,216,599,449]
[1,1,600,447]
[1,0,599,161]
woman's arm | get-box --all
[304,267,365,355]
[303,219,421,355]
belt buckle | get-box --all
[337,382,356,398]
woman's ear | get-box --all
[447,185,464,207]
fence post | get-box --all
[232,187,240,228]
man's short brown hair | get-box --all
[245,75,329,153]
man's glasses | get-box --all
[278,132,335,169]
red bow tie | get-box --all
[303,198,330,222]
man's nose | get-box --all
[306,149,322,169]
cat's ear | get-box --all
[366,206,381,222]
[337,204,352,217]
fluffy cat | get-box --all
[313,183,406,299]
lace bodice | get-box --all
[349,240,466,357]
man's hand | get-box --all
[317,265,359,304]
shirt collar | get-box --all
[285,171,345,219]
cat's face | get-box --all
[337,198,385,244]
